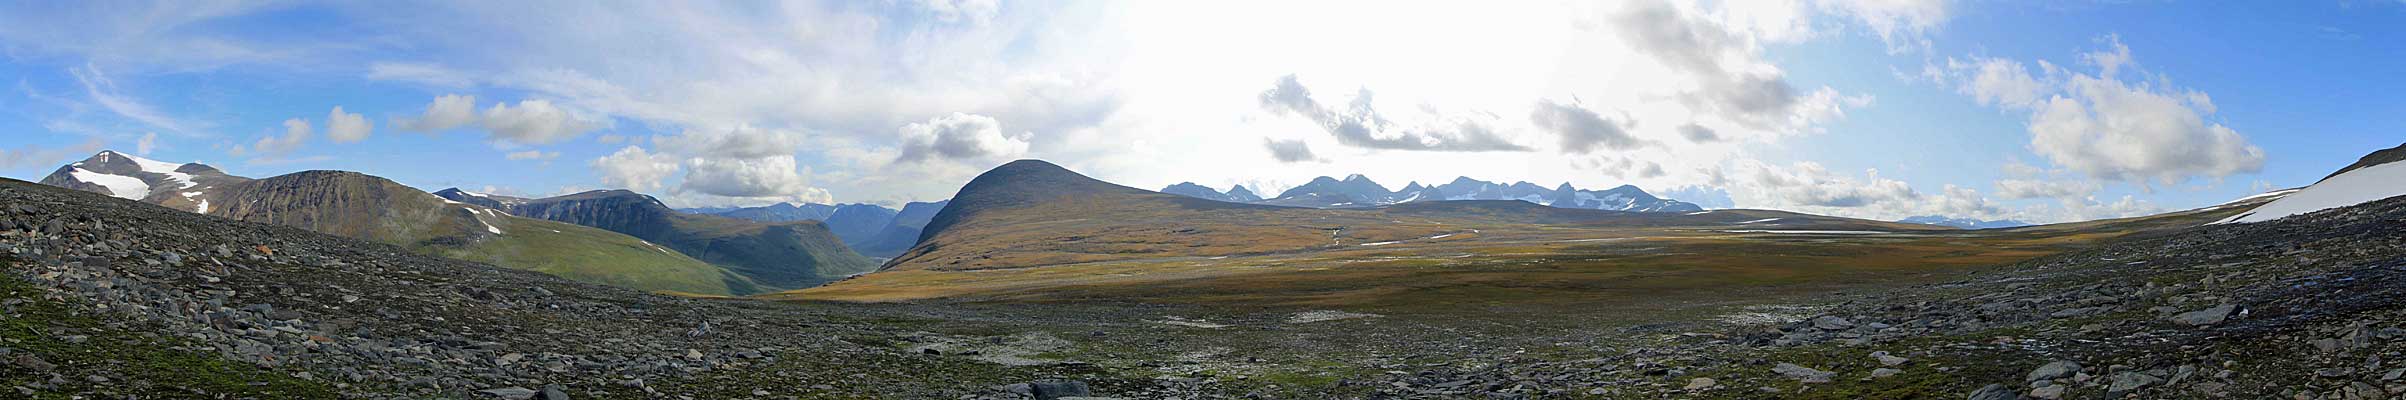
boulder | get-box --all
[2027,360,2080,382]
[1773,363,1835,383]
[2169,304,2237,326]
[1031,380,1091,400]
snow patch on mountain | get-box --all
[68,168,151,200]
[2219,159,2406,224]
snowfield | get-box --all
[2220,160,2406,224]
[68,168,150,200]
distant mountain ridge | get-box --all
[436,189,879,289]
[1898,215,2031,229]
[1157,174,1702,213]
[37,151,749,295]
[678,200,952,259]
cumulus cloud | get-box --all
[1263,139,1319,163]
[395,94,479,132]
[243,118,311,156]
[396,94,604,145]
[1530,100,1646,154]
[326,106,372,143]
[654,124,807,159]
[1571,155,1669,180]
[1677,123,1720,142]
[1939,36,2265,185]
[1714,160,2011,220]
[1816,0,1950,53]
[1994,178,2101,200]
[895,113,1031,164]
[677,155,831,203]
[480,99,605,145]
[1259,75,1531,152]
[1605,2,1864,135]
[591,146,678,192]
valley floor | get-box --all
[8,178,2406,399]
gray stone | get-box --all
[2169,304,2237,326]
[2029,385,2065,399]
[2028,360,2080,382]
[1684,377,1717,390]
[537,384,569,400]
[1967,384,2015,400]
[1031,380,1091,400]
[1872,351,1909,366]
[478,387,537,399]
[2106,371,2162,394]
[1773,363,1835,383]
[1810,316,1856,330]
[1869,368,1902,379]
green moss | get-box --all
[0,266,340,399]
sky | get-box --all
[0,0,2400,223]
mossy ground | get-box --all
[0,259,339,399]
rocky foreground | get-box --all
[0,179,1133,399]
[1349,197,2406,398]
[7,168,2406,399]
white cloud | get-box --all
[326,106,372,143]
[653,124,807,159]
[480,99,605,145]
[135,132,156,155]
[1258,75,1530,152]
[505,150,559,161]
[592,146,678,192]
[1717,159,2007,220]
[1530,100,1647,154]
[677,155,831,203]
[243,118,311,156]
[1264,139,1319,163]
[1950,57,2051,108]
[366,62,475,88]
[1994,178,2100,200]
[896,113,1031,164]
[69,65,203,136]
[1815,0,1950,53]
[396,94,479,132]
[1936,37,2264,187]
[914,0,1001,25]
[396,94,605,146]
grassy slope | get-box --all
[0,263,338,399]
[438,215,753,296]
[202,172,748,296]
[664,213,879,286]
[785,161,2269,310]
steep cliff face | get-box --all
[506,190,683,241]
[457,190,878,289]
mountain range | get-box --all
[435,188,878,289]
[36,150,867,295]
[681,200,950,259]
[1897,215,2032,229]
[1159,175,1703,212]
[37,151,751,295]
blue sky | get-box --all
[0,1,2399,223]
